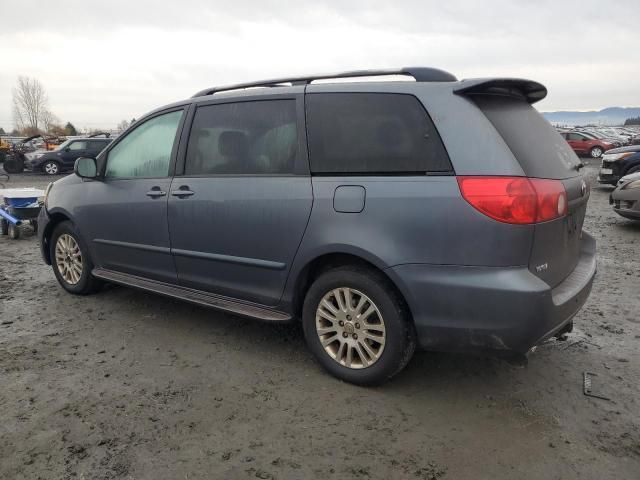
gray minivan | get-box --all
[38,68,596,385]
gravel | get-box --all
[1,159,638,479]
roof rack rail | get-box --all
[191,67,457,98]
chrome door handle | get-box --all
[171,188,195,198]
[146,189,166,198]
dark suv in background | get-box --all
[25,137,112,175]
[598,145,640,185]
[38,68,596,385]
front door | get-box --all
[566,133,587,154]
[60,140,88,168]
[168,95,312,306]
[73,109,185,283]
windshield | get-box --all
[54,139,73,151]
[586,131,606,139]
[578,132,597,139]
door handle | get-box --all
[171,187,195,198]
[146,188,166,198]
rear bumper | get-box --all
[387,232,596,355]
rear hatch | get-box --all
[470,93,589,288]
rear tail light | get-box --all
[457,176,567,224]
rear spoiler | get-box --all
[454,78,547,104]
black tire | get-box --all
[42,160,61,176]
[0,219,7,235]
[3,157,24,174]
[302,266,416,386]
[590,146,604,158]
[8,223,20,239]
[49,221,101,294]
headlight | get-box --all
[43,182,53,210]
[623,180,640,190]
[34,152,45,158]
[602,152,632,162]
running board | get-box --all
[92,268,292,322]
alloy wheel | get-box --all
[315,287,386,369]
[55,234,83,284]
[591,147,603,158]
[45,162,59,175]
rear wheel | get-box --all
[43,160,60,175]
[302,266,416,385]
[50,221,101,294]
[590,146,604,158]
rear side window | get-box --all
[473,96,580,179]
[68,141,87,151]
[306,93,451,174]
[185,100,298,175]
[88,140,109,151]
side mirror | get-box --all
[64,147,71,152]
[582,138,588,141]
[74,157,98,179]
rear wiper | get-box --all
[574,162,585,171]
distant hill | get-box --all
[542,107,640,126]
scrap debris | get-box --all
[583,372,611,401]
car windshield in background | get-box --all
[54,140,72,151]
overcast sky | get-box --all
[1,0,638,130]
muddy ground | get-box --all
[1,160,638,480]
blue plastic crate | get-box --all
[4,196,38,208]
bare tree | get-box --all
[116,119,130,132]
[41,109,61,133]
[12,76,49,132]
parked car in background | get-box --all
[561,131,614,158]
[25,137,112,175]
[1,135,41,173]
[579,130,624,148]
[598,128,633,145]
[598,145,640,185]
[610,172,640,220]
[37,68,595,385]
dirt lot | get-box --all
[1,161,638,480]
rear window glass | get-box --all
[306,93,451,174]
[473,96,580,179]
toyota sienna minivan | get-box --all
[37,67,596,385]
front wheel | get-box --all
[590,146,604,158]
[302,266,416,385]
[43,160,60,175]
[50,221,101,294]
[2,157,24,173]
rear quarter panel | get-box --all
[282,175,534,307]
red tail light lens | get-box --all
[457,176,567,224]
